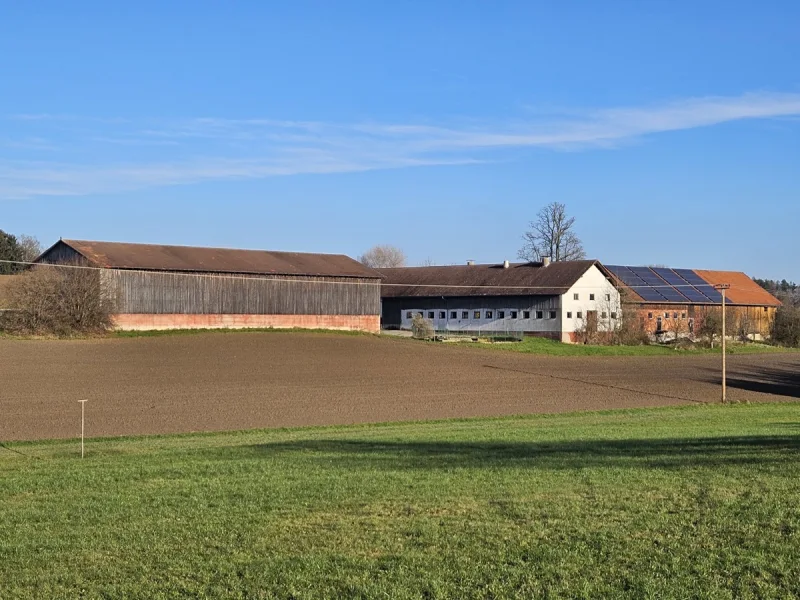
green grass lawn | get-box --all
[459,335,797,356]
[2,404,799,598]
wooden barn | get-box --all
[36,239,381,332]
[606,265,781,340]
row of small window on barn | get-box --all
[648,311,688,320]
[406,310,618,321]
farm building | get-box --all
[606,265,781,340]
[36,239,382,332]
[378,259,620,343]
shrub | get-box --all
[410,313,435,340]
[2,265,116,336]
[771,305,800,348]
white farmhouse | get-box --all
[378,259,620,343]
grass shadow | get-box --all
[235,434,800,471]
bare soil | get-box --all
[2,333,798,441]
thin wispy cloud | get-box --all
[2,91,799,200]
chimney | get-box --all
[466,260,475,266]
[503,260,510,269]
[542,256,551,267]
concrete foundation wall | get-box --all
[114,313,380,333]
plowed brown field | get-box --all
[2,333,798,441]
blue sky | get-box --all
[1,1,798,279]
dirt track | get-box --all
[2,333,799,441]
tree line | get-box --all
[0,229,43,274]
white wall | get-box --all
[399,305,561,333]
[560,265,621,340]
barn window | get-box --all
[536,310,543,319]
[439,311,446,319]
[510,311,518,319]
[498,311,505,319]
[764,307,768,312]
[577,311,583,319]
[567,311,572,319]
[648,312,653,319]
[428,311,435,319]
[673,312,678,319]
[664,312,670,319]
[574,293,579,300]
[590,294,595,301]
[406,311,413,319]
[611,312,617,319]
[681,312,686,319]
[451,311,457,319]
[462,311,469,319]
[549,310,557,319]
[601,311,607,319]
[523,311,530,319]
[486,311,493,319]
[474,311,481,319]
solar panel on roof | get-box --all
[649,268,691,302]
[607,265,648,288]
[658,287,690,302]
[696,285,725,303]
[636,287,669,302]
[673,269,728,303]
[679,287,712,303]
[673,269,707,285]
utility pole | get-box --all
[714,284,731,403]
[79,399,88,458]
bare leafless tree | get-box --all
[420,257,436,267]
[358,245,407,268]
[2,263,116,335]
[518,202,586,262]
[17,234,43,263]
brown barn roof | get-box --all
[45,239,380,279]
[378,261,600,297]
[695,270,782,307]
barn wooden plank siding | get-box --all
[102,270,380,315]
[36,239,382,332]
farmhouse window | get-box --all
[601,311,607,319]
[486,311,493,319]
[462,311,469,319]
[590,294,595,301]
[606,294,611,301]
[428,311,435,319]
[536,311,543,319]
[549,311,557,319]
[439,311,446,319]
[474,311,481,319]
[451,311,457,319]
[574,293,579,300]
[577,311,583,319]
[498,311,505,319]
[523,311,530,319]
[510,311,518,319]
[567,311,572,319]
[611,312,617,319]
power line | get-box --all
[0,258,767,296]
